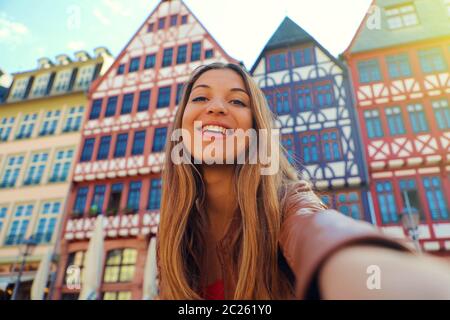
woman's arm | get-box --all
[319,245,450,300]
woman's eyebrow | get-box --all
[230,88,249,95]
[192,84,210,90]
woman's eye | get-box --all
[230,99,247,107]
[192,96,208,102]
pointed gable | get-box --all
[265,17,314,51]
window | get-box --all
[80,138,95,162]
[314,82,334,108]
[423,177,449,221]
[34,201,60,244]
[295,85,313,111]
[157,86,171,108]
[170,14,178,26]
[120,93,134,115]
[358,60,382,83]
[137,90,151,112]
[75,65,95,90]
[322,130,341,161]
[53,70,72,93]
[5,204,33,246]
[181,15,188,24]
[385,107,406,135]
[275,90,290,114]
[281,134,295,164]
[16,113,38,139]
[387,54,412,78]
[39,110,60,136]
[364,110,384,138]
[418,48,447,74]
[97,136,111,160]
[49,149,74,183]
[117,64,125,75]
[31,74,50,97]
[400,179,426,222]
[176,83,184,105]
[265,93,275,113]
[90,185,106,215]
[107,183,123,215]
[114,133,129,158]
[103,249,137,283]
[131,131,146,155]
[191,42,202,62]
[11,77,29,100]
[386,4,419,29]
[144,54,156,69]
[148,179,162,210]
[376,181,399,224]
[147,22,154,33]
[65,251,85,287]
[407,103,428,133]
[268,53,287,72]
[0,117,15,142]
[432,99,450,130]
[152,127,168,153]
[103,292,132,300]
[176,45,187,64]
[205,49,214,59]
[337,192,362,220]
[127,182,142,212]
[162,48,174,67]
[158,17,166,30]
[24,152,48,186]
[105,96,118,118]
[0,206,7,235]
[0,155,24,188]
[73,187,89,216]
[63,106,84,133]
[89,99,103,120]
[301,134,319,164]
[292,47,313,67]
[128,57,141,73]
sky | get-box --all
[0,0,373,74]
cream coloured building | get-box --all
[0,48,113,299]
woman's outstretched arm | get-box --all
[319,244,450,299]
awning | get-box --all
[0,274,35,291]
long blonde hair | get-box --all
[157,63,325,300]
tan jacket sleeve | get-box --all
[279,209,415,299]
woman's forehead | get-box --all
[194,69,246,90]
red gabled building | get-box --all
[53,0,238,300]
[345,0,450,254]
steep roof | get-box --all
[347,0,450,54]
[265,17,314,51]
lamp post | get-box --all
[11,236,38,300]
[401,191,422,254]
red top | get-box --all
[204,279,225,300]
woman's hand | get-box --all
[319,245,450,300]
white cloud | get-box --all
[0,13,30,45]
[93,8,111,26]
[101,0,132,17]
[67,40,86,51]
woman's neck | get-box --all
[202,165,237,240]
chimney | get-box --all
[38,57,54,69]
[74,50,91,62]
[56,54,72,65]
[94,47,112,58]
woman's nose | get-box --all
[206,99,228,115]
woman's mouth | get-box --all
[198,125,234,140]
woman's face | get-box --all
[181,69,253,164]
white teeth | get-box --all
[203,125,227,135]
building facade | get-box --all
[53,0,238,300]
[0,48,113,299]
[345,0,450,253]
[0,70,12,104]
[251,18,371,222]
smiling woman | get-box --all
[156,62,450,300]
